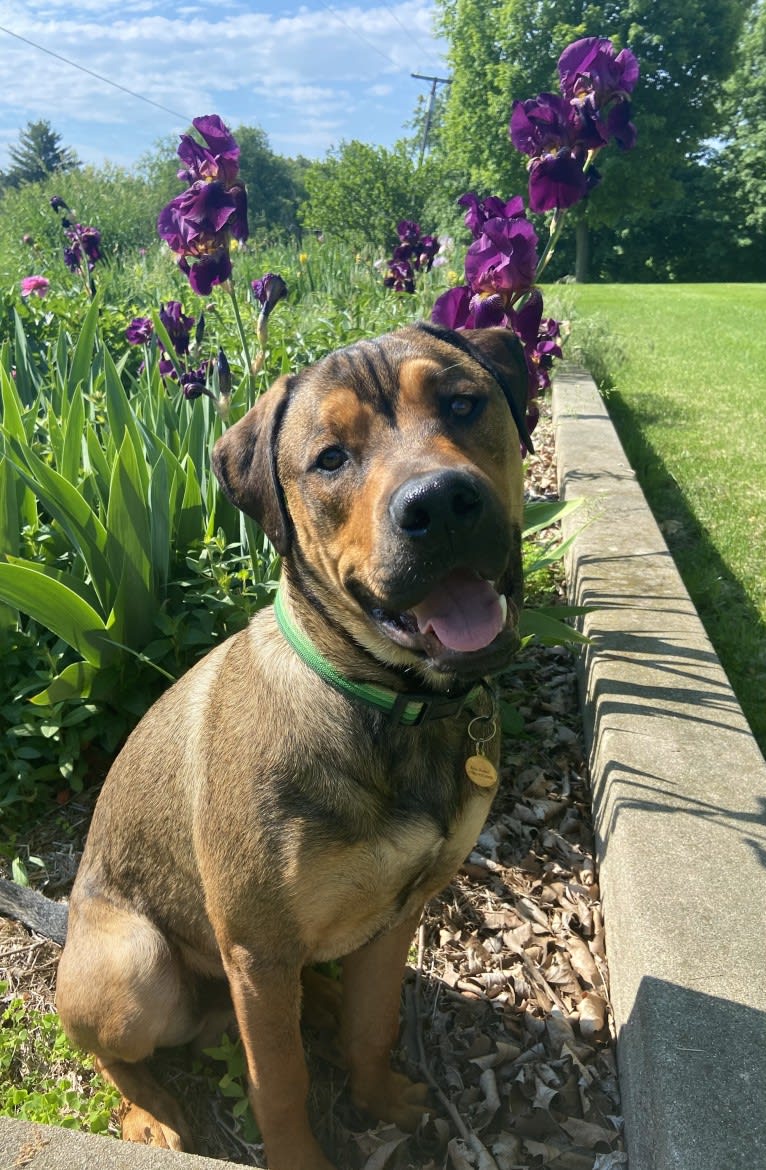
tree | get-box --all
[1,120,78,188]
[433,0,751,279]
[300,141,436,250]
[720,1,766,243]
[233,125,306,237]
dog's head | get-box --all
[212,324,528,682]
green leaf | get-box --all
[60,381,85,486]
[149,454,171,591]
[5,438,113,611]
[3,554,101,608]
[519,607,590,646]
[176,455,204,551]
[30,661,98,705]
[523,497,583,537]
[67,290,101,397]
[103,347,150,495]
[0,563,114,665]
[0,363,31,443]
[105,433,156,647]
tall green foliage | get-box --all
[434,0,751,276]
[301,142,436,250]
[721,1,766,238]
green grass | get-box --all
[565,284,766,752]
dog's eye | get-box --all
[315,446,348,472]
[449,395,481,420]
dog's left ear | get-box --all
[463,327,530,439]
[211,375,293,555]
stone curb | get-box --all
[552,367,766,1170]
[0,1116,243,1169]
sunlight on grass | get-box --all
[567,284,766,749]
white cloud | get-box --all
[0,1,447,166]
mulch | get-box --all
[0,403,625,1169]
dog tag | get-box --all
[465,754,498,787]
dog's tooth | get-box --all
[499,595,508,622]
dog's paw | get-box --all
[355,1070,432,1132]
[119,1101,188,1150]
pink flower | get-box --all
[20,275,50,298]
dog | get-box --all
[3,322,530,1170]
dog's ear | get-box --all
[211,375,293,555]
[463,327,530,438]
[415,322,532,450]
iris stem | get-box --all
[226,283,255,396]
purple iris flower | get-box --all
[63,224,102,271]
[558,37,639,106]
[528,150,589,212]
[177,114,241,186]
[157,114,249,293]
[558,38,639,153]
[251,272,288,315]
[510,92,579,157]
[159,301,195,355]
[464,216,538,300]
[416,234,440,272]
[158,181,247,254]
[125,317,154,345]
[396,220,421,246]
[384,259,416,294]
[179,249,233,295]
[180,364,212,400]
[431,285,473,330]
[458,192,525,239]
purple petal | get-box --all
[528,152,588,212]
[431,285,474,330]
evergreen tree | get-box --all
[2,120,79,188]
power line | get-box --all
[314,0,412,70]
[0,24,193,124]
[381,1,440,67]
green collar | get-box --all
[274,588,484,726]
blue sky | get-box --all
[0,1,447,171]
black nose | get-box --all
[388,470,484,539]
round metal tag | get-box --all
[465,755,498,788]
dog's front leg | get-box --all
[223,945,335,1170]
[341,913,430,1132]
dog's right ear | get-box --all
[211,375,293,555]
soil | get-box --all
[0,403,626,1169]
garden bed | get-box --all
[0,404,625,1169]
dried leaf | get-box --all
[578,991,608,1039]
[360,1135,410,1170]
[560,1117,620,1149]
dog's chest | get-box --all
[288,760,494,962]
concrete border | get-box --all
[552,367,766,1170]
[0,1117,244,1169]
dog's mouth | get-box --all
[367,568,517,672]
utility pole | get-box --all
[411,73,452,166]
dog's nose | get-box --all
[388,470,483,539]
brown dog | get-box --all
[53,322,529,1170]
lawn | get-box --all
[564,283,766,752]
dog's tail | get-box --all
[0,877,68,946]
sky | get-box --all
[0,0,448,172]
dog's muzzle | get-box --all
[355,469,518,670]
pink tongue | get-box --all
[411,569,504,653]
